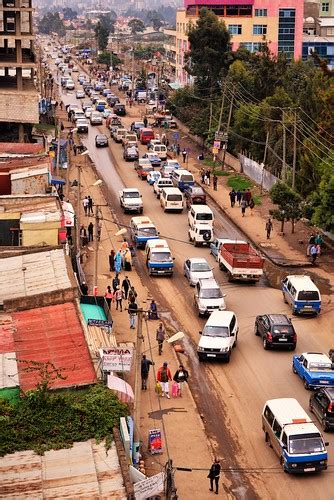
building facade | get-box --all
[174,0,304,85]
[0,1,39,141]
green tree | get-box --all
[312,174,334,231]
[62,7,77,20]
[38,12,65,37]
[94,21,109,51]
[128,19,145,35]
[185,8,231,95]
[270,182,302,233]
[97,51,122,67]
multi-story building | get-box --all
[0,0,38,141]
[173,1,304,85]
[163,28,177,79]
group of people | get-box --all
[82,195,94,216]
[80,221,102,245]
[307,233,323,264]
[141,357,189,398]
[109,244,133,273]
[228,188,255,217]
[105,275,137,315]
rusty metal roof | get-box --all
[0,157,49,172]
[0,143,45,155]
[13,303,96,391]
[0,440,126,498]
[0,249,72,303]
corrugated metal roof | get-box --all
[0,249,72,302]
[0,194,59,215]
[0,314,16,353]
[0,157,49,172]
[0,352,19,389]
[0,440,126,498]
[10,166,49,180]
[20,211,61,223]
[13,303,96,391]
[0,143,45,155]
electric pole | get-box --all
[292,110,297,190]
[217,81,227,132]
[282,110,286,182]
[93,205,101,295]
[75,164,81,253]
[133,308,144,465]
[221,85,235,170]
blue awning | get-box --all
[51,176,65,185]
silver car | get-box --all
[183,257,213,286]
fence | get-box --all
[239,154,279,191]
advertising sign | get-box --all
[148,428,163,455]
[212,147,219,155]
[213,140,221,149]
[134,472,165,500]
[88,318,113,328]
[100,347,133,372]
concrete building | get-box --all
[174,0,304,85]
[163,28,177,79]
[0,1,39,141]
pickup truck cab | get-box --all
[145,239,174,276]
[76,119,89,133]
[119,188,143,214]
[197,310,237,362]
[210,238,246,261]
[188,223,213,246]
[130,216,159,248]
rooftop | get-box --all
[0,194,59,215]
[0,143,45,156]
[0,248,72,303]
[13,303,96,391]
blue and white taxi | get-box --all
[292,352,334,390]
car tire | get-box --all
[225,352,231,363]
[283,293,288,304]
[233,336,237,348]
[139,208,143,214]
[280,457,288,473]
[292,364,297,374]
[304,379,310,390]
[263,338,270,350]
[265,432,272,448]
[322,419,329,432]
[254,324,259,336]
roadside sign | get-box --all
[148,428,163,454]
[100,347,133,372]
[133,472,165,500]
[214,140,221,149]
[212,147,219,155]
[215,131,224,140]
[172,131,180,140]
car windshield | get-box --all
[298,291,319,301]
[197,213,213,221]
[191,188,204,195]
[138,227,157,236]
[199,288,222,299]
[181,175,193,182]
[151,252,172,262]
[124,192,139,198]
[203,326,229,338]
[191,262,211,272]
[308,362,332,372]
[289,435,325,455]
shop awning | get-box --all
[107,374,134,403]
[51,176,65,185]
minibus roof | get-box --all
[286,275,320,292]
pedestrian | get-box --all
[236,190,242,206]
[307,233,316,256]
[109,249,115,272]
[245,188,252,206]
[176,144,180,156]
[241,199,247,217]
[206,170,211,183]
[129,97,133,107]
[141,354,154,390]
[122,276,131,299]
[241,189,247,202]
[201,168,205,184]
[87,196,94,216]
[205,173,210,187]
[128,300,138,329]
[112,274,120,293]
[73,143,77,156]
[143,116,148,128]
[166,138,169,148]
[229,189,236,207]
[104,286,113,309]
[310,244,318,265]
[148,299,158,320]
[114,287,124,311]
[60,101,63,110]
[128,286,137,303]
[61,121,64,131]
[123,247,132,271]
[87,221,94,241]
[249,198,255,215]
[114,250,122,274]
[315,233,323,254]
[173,364,189,396]
[182,149,187,163]
[97,221,102,241]
[156,322,166,355]
[79,225,87,247]
[208,458,221,494]
[265,218,273,239]
[83,196,88,216]
[213,175,218,191]
[157,362,172,398]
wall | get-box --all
[21,220,61,246]
[11,173,48,195]
[3,287,78,312]
[239,154,279,191]
[0,92,39,124]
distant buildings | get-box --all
[303,0,334,67]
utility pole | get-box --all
[282,110,286,182]
[93,205,101,295]
[217,81,227,132]
[260,131,270,193]
[76,164,81,253]
[133,308,144,465]
[292,110,297,190]
[208,102,213,133]
[55,120,61,176]
[65,140,71,198]
[131,46,135,98]
[221,85,235,170]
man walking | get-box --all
[208,458,221,495]
[141,354,154,390]
[128,300,138,329]
[182,148,187,163]
[112,274,120,293]
[114,287,124,311]
[87,196,94,216]
[265,218,273,239]
[156,322,166,355]
[83,196,89,216]
[157,362,172,398]
[236,190,242,206]
[229,189,236,207]
[87,222,94,242]
[213,175,218,191]
[122,276,131,300]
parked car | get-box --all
[254,314,297,350]
[309,388,334,431]
[183,257,213,286]
[124,146,139,161]
[184,185,206,209]
[95,134,108,147]
[292,352,334,389]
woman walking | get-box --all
[173,365,189,396]
[104,286,113,309]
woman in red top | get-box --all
[105,286,114,309]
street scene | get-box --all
[1,1,334,499]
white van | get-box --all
[145,239,174,276]
[197,310,238,362]
[262,398,328,473]
[171,169,195,191]
[153,178,173,198]
[160,187,183,212]
[188,205,214,227]
[282,275,321,315]
[130,216,159,248]
[149,144,167,160]
[115,128,128,143]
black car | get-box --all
[254,314,296,350]
[309,388,334,431]
[123,146,139,161]
[184,185,206,209]
[114,104,126,116]
[95,134,108,147]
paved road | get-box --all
[54,58,334,499]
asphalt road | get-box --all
[53,54,334,500]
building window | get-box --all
[278,8,296,58]
[240,42,266,53]
[253,25,267,35]
[228,24,242,35]
[321,3,330,12]
[255,9,268,17]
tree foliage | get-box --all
[62,7,77,21]
[97,51,122,67]
[270,182,302,233]
[38,12,65,36]
[95,22,109,51]
[128,19,145,35]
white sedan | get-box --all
[183,257,214,286]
